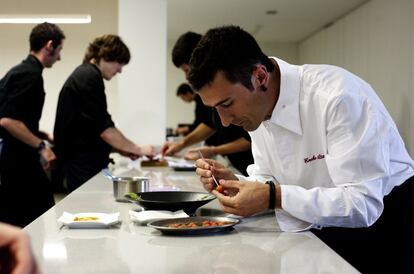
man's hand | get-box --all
[213,180,269,217]
[123,144,156,160]
[138,144,156,158]
[39,146,56,171]
[0,222,41,274]
[161,142,184,156]
[195,158,237,192]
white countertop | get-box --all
[24,167,359,274]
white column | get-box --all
[118,0,167,145]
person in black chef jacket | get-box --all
[0,22,65,227]
[174,83,219,145]
[162,31,253,175]
[174,83,206,136]
[53,35,154,192]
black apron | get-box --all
[312,175,414,274]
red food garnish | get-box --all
[215,185,224,193]
[167,220,232,228]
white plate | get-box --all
[58,212,120,228]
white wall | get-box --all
[298,0,414,155]
[260,41,298,65]
[0,0,167,146]
[165,40,298,129]
[118,0,167,145]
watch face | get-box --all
[38,141,46,151]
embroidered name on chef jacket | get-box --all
[304,154,325,164]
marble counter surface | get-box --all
[25,167,358,274]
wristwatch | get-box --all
[37,140,46,152]
[265,181,276,209]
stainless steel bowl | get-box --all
[113,176,149,202]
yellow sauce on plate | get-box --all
[73,217,99,221]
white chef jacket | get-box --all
[239,57,414,232]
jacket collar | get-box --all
[27,54,44,71]
[267,57,302,135]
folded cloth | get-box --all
[129,210,188,225]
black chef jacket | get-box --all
[54,63,115,192]
[189,95,206,132]
[202,108,253,176]
[191,94,219,146]
[0,55,55,227]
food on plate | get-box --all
[126,192,141,201]
[73,216,99,221]
[167,220,233,228]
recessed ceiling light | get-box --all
[266,10,278,15]
[0,14,91,24]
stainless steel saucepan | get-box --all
[103,169,149,202]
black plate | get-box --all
[126,191,216,215]
[147,216,240,235]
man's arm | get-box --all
[186,137,251,159]
[212,137,251,155]
[0,117,56,170]
[100,127,153,159]
[0,118,44,148]
[179,123,214,147]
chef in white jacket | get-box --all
[190,25,414,274]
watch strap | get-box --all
[37,140,46,152]
[265,181,276,209]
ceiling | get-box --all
[167,0,370,43]
[0,0,370,44]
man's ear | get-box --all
[253,65,269,91]
[257,69,266,83]
[45,40,54,52]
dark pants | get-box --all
[312,175,414,274]
[63,163,98,193]
[0,142,55,227]
[62,156,110,193]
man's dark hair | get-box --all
[188,25,274,91]
[30,22,65,52]
[172,31,202,67]
[83,34,130,64]
[176,83,194,96]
